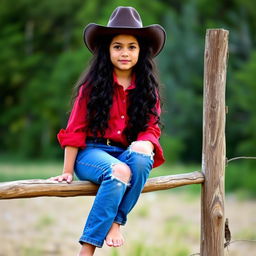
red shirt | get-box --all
[57,73,165,168]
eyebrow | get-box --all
[112,41,138,45]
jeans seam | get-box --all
[76,161,106,172]
[114,217,126,225]
[79,235,103,248]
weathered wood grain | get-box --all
[0,171,204,199]
[201,29,229,256]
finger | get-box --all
[58,176,64,182]
[67,176,72,183]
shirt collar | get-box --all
[113,72,136,90]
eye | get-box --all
[129,45,137,50]
[113,45,121,49]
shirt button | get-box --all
[117,130,121,134]
[121,115,125,119]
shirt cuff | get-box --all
[57,129,86,149]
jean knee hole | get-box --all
[128,148,154,160]
[110,163,131,186]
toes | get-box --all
[113,239,122,247]
[106,238,114,247]
[113,240,119,247]
[106,237,124,247]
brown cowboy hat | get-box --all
[83,6,166,57]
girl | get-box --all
[50,6,166,256]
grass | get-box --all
[21,246,43,256]
[126,242,190,256]
[0,160,62,181]
[35,214,55,230]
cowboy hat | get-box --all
[83,6,166,57]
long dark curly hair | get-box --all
[73,34,162,144]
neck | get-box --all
[114,69,132,80]
[114,69,133,89]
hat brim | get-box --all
[83,23,166,57]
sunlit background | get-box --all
[1,0,256,255]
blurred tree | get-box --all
[0,0,88,157]
[231,51,256,157]
[1,0,256,164]
[158,1,204,161]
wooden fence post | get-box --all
[201,29,229,256]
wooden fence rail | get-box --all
[0,171,204,199]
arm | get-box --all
[49,146,78,183]
[57,85,88,149]
[51,85,88,183]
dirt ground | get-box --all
[0,191,255,256]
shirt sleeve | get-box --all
[57,85,88,149]
[136,98,165,168]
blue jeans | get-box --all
[74,142,154,247]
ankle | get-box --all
[112,222,121,229]
[79,243,96,256]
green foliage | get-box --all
[1,0,256,167]
[158,2,204,161]
[160,133,185,163]
[231,51,256,158]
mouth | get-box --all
[119,60,131,64]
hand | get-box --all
[48,173,73,183]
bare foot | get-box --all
[105,222,124,247]
[78,243,96,256]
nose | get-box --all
[121,48,129,57]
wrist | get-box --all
[63,169,74,175]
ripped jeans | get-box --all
[74,141,154,247]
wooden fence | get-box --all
[0,29,229,256]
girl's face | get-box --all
[109,34,140,73]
